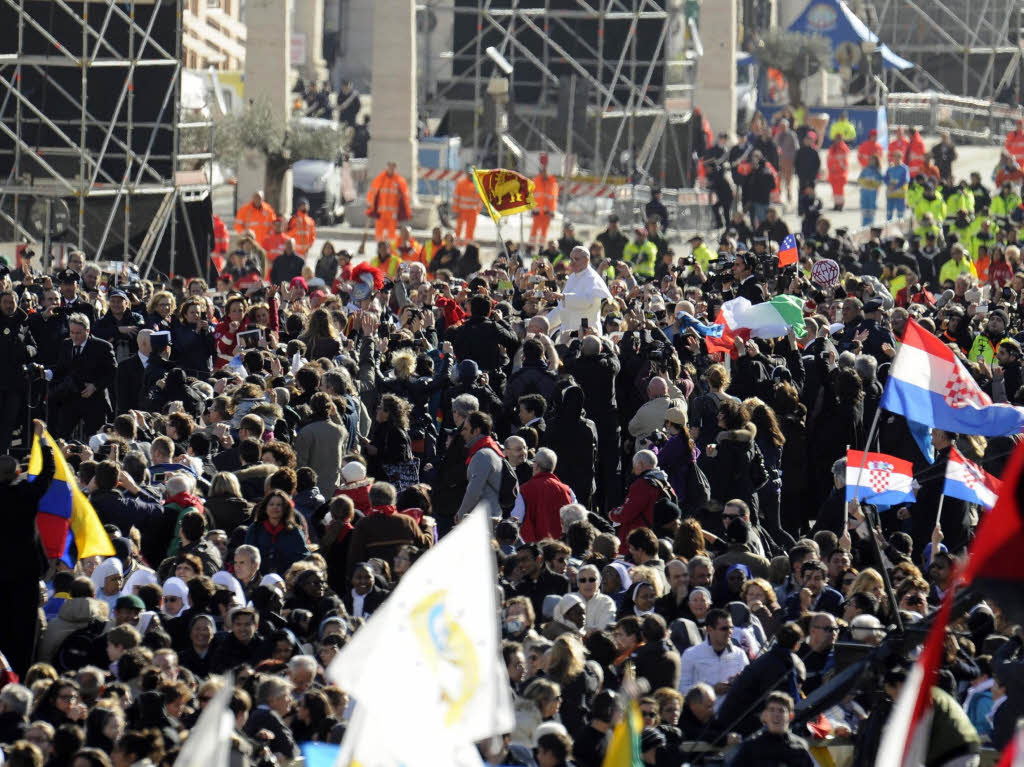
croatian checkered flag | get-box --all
[846,450,916,507]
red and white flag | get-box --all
[997,725,1024,767]
[875,594,954,767]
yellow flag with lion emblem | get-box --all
[471,167,537,220]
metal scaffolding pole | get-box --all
[0,0,212,265]
[422,0,692,186]
[871,0,1021,100]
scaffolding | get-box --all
[867,0,1024,101]
[0,0,213,275]
[421,0,698,188]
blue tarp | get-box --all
[789,0,913,70]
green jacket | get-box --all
[938,256,977,285]
[624,240,659,279]
[945,189,974,218]
[692,243,717,272]
[990,192,1022,218]
[926,687,980,766]
[968,333,1009,366]
[913,195,947,224]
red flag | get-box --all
[961,436,1024,625]
[996,726,1023,767]
[876,591,954,767]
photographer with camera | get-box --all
[719,251,766,305]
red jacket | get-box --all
[335,480,372,515]
[519,472,573,543]
[611,474,663,554]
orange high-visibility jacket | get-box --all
[452,175,480,217]
[213,215,229,254]
[392,235,426,265]
[287,211,317,255]
[234,201,278,243]
[1006,130,1024,164]
[856,139,881,169]
[533,173,559,216]
[827,142,850,184]
[366,171,412,222]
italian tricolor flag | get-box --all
[705,295,807,356]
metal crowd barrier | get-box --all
[886,91,1023,145]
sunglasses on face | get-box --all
[578,577,597,583]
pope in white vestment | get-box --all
[546,246,613,335]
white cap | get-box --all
[342,461,367,483]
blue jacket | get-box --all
[244,522,310,575]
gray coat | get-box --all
[294,418,348,496]
[456,437,503,520]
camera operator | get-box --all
[719,251,765,305]
[0,288,38,453]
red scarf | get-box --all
[262,520,285,540]
[166,491,204,514]
[370,505,398,516]
[465,436,504,465]
[335,522,354,545]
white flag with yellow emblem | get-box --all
[328,507,514,765]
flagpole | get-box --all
[847,332,909,530]
[847,404,884,532]
[935,492,946,530]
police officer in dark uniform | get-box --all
[55,268,94,323]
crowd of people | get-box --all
[0,115,1023,767]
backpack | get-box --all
[56,618,107,673]
[484,448,520,512]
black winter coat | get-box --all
[503,360,559,413]
[703,422,763,518]
[0,308,36,391]
[171,320,215,376]
[565,345,620,429]
[450,315,519,372]
[544,386,598,501]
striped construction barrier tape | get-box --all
[417,167,619,198]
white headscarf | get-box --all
[91,558,124,609]
[212,570,247,608]
[161,576,191,617]
[120,568,158,597]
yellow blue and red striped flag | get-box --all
[28,431,115,563]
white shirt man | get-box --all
[677,608,748,707]
[546,246,612,335]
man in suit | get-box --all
[49,312,117,439]
[115,328,169,413]
[783,560,843,620]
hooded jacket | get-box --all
[546,385,599,501]
[38,597,109,662]
[704,422,762,517]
